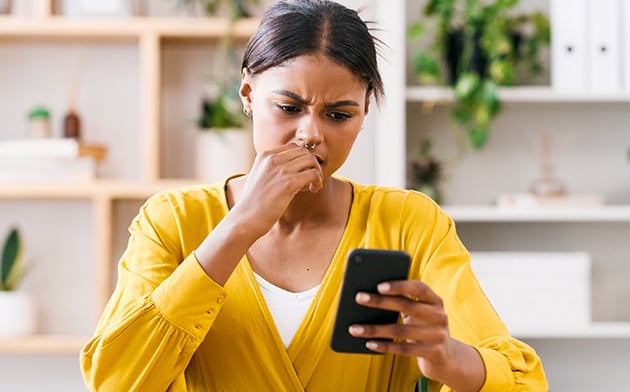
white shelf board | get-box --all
[406,86,630,103]
[441,205,630,222]
[513,323,630,339]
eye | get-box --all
[328,112,352,121]
[277,104,300,114]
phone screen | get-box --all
[330,248,411,354]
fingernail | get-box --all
[349,325,364,335]
[366,341,379,350]
[377,282,391,292]
[356,292,370,302]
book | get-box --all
[0,138,106,161]
[0,156,97,181]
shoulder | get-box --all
[141,182,227,218]
[349,180,440,213]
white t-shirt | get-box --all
[254,272,320,347]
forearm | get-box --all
[420,338,485,392]
[195,206,266,285]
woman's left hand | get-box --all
[348,280,485,391]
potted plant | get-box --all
[0,227,36,336]
[408,139,445,204]
[195,70,255,182]
[171,0,258,181]
[408,0,550,150]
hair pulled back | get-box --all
[241,0,385,104]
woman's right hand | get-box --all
[233,142,323,235]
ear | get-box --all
[240,68,254,109]
[363,94,371,117]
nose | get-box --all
[295,116,323,148]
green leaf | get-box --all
[1,228,22,291]
[454,73,480,101]
[413,53,441,84]
[469,126,489,150]
[408,23,425,40]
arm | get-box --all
[350,194,548,391]
[80,192,229,391]
[81,142,323,391]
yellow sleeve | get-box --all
[400,193,548,391]
[80,192,227,391]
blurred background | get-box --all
[0,0,629,390]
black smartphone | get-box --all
[330,248,411,354]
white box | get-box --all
[63,0,134,17]
[551,0,588,92]
[623,0,630,91]
[0,157,97,181]
[586,0,622,92]
[470,251,591,335]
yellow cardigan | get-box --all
[80,179,548,391]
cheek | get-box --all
[251,112,293,151]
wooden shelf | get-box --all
[0,16,259,40]
[0,334,88,354]
[406,86,630,103]
[442,205,630,222]
[0,179,199,200]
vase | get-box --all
[0,0,10,14]
[196,128,255,183]
[0,291,37,336]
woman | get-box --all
[80,1,548,391]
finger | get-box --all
[350,324,449,357]
[355,291,432,315]
[377,280,443,306]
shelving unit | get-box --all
[0,0,259,359]
[2,0,629,390]
[373,1,630,390]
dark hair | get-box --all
[241,0,385,104]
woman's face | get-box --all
[240,54,370,179]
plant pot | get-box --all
[0,291,37,336]
[445,29,523,85]
[445,29,488,84]
[196,128,255,183]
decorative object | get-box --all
[408,0,550,150]
[27,106,51,139]
[0,227,36,336]
[191,1,256,181]
[408,139,444,204]
[196,127,254,182]
[529,131,566,197]
[63,0,134,17]
[194,47,254,181]
[0,0,10,14]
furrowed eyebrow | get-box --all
[272,89,360,108]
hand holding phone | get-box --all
[330,248,411,354]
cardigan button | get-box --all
[217,294,225,304]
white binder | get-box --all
[623,0,630,91]
[551,0,588,92]
[587,0,622,92]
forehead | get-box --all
[253,54,368,98]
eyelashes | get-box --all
[275,104,352,122]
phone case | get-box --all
[330,248,411,354]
